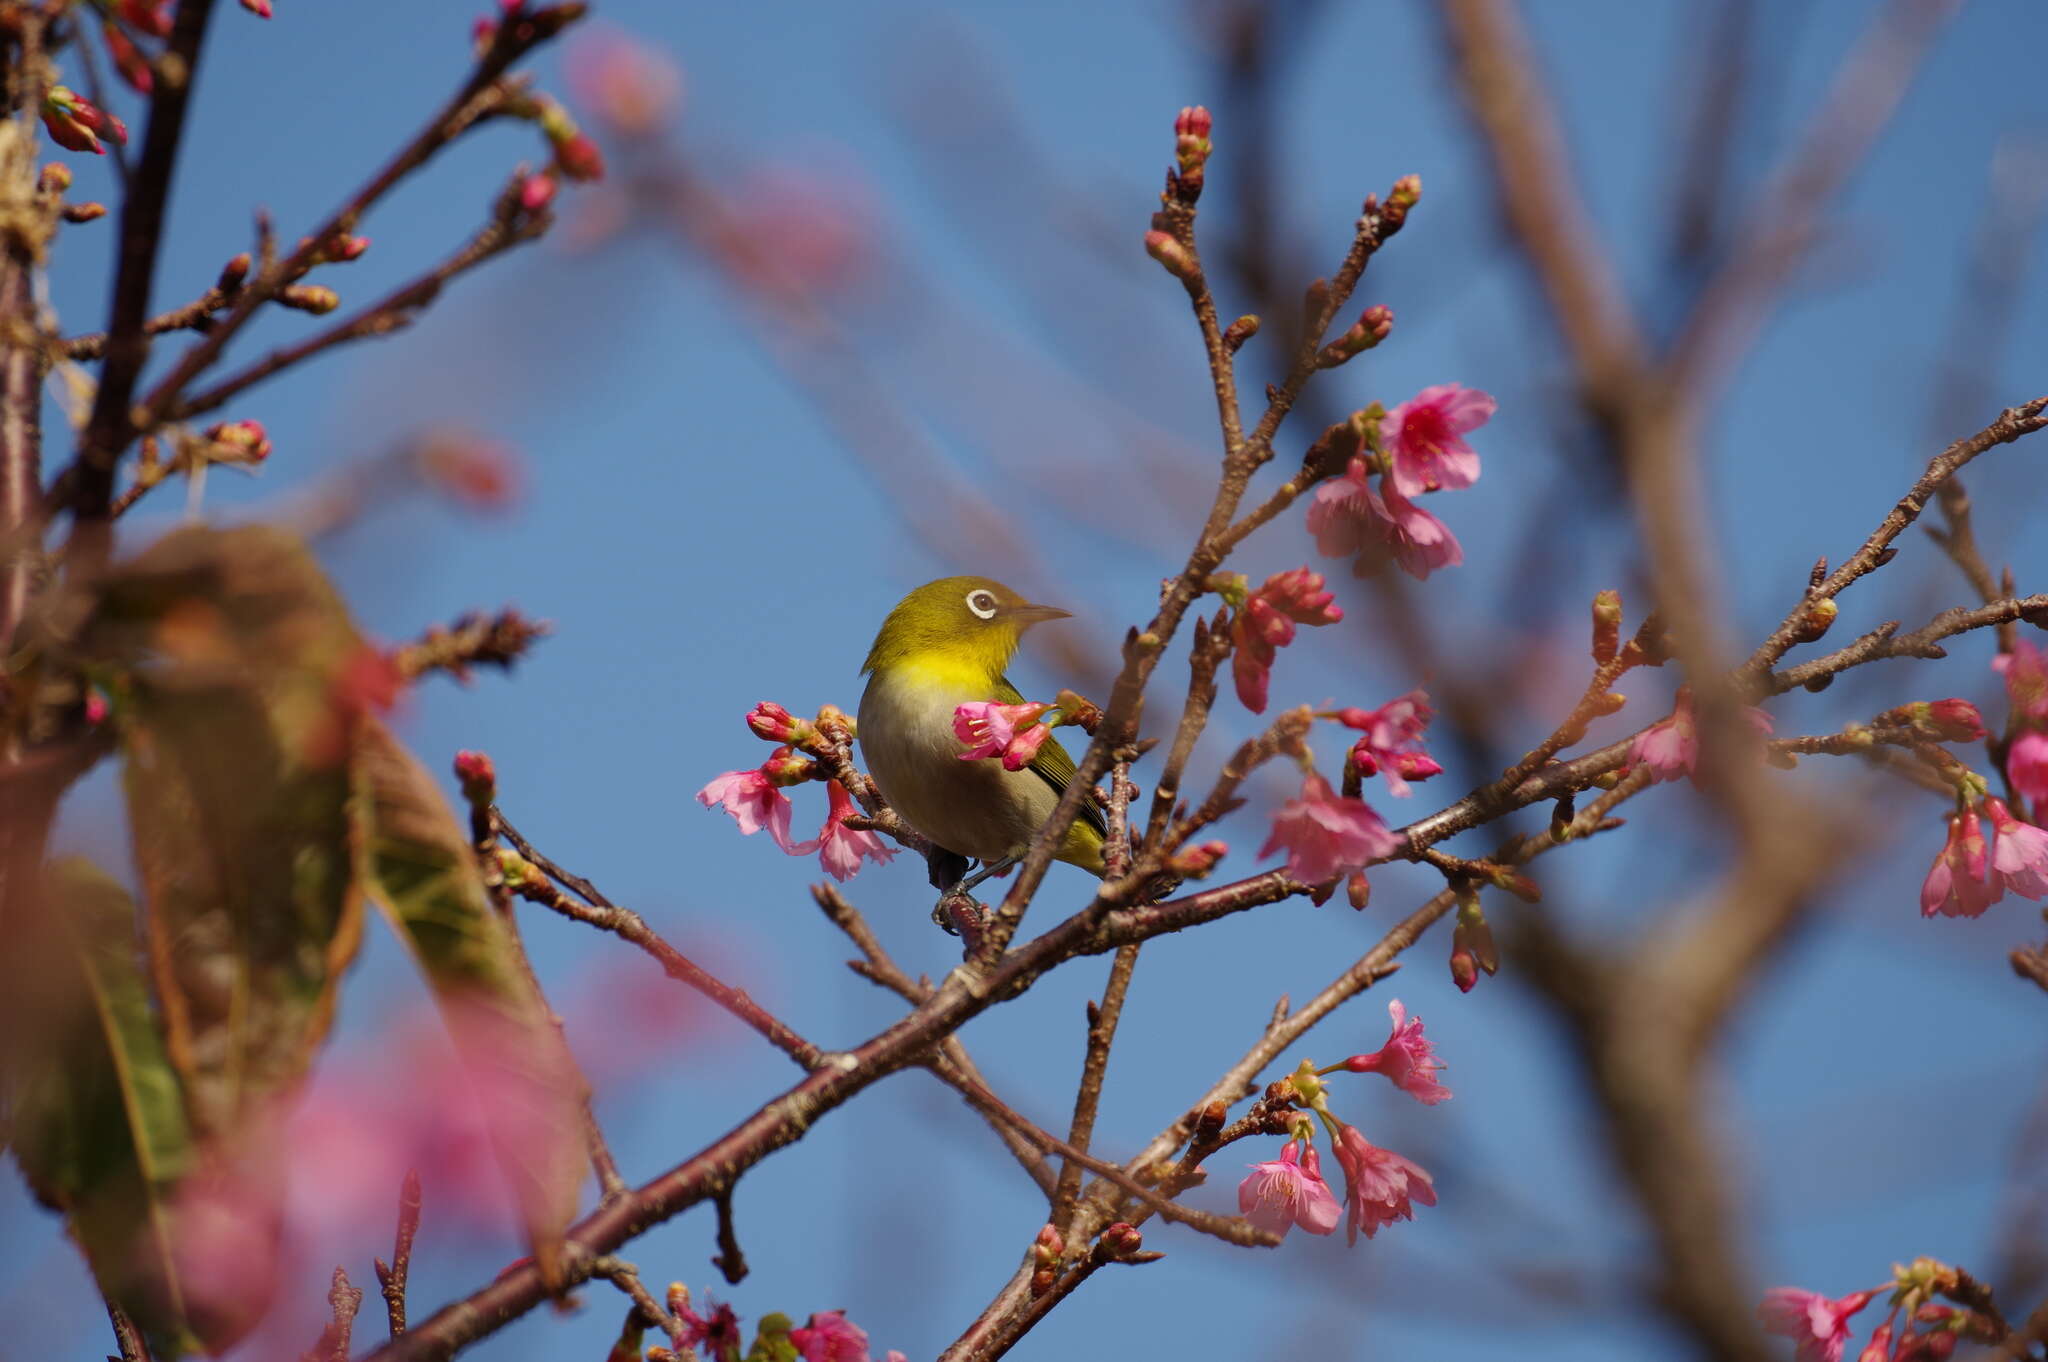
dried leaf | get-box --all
[353,719,587,1285]
[83,526,368,1141]
[9,859,204,1357]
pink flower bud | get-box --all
[453,750,497,804]
[84,692,109,725]
[1449,946,1478,993]
[758,745,813,787]
[240,0,274,16]
[518,172,559,213]
[1143,229,1197,282]
[1167,840,1228,879]
[747,701,804,743]
[204,419,271,464]
[103,22,154,94]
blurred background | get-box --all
[5,1,2048,1358]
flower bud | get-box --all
[219,252,251,292]
[1168,840,1228,879]
[38,162,71,193]
[1144,229,1197,282]
[62,201,107,223]
[1030,1267,1057,1298]
[1317,303,1394,368]
[1099,1222,1143,1258]
[1449,946,1478,993]
[453,749,497,804]
[665,1282,690,1318]
[814,704,856,742]
[759,746,813,787]
[1794,596,1839,642]
[555,132,606,182]
[1032,1224,1063,1267]
[1591,589,1622,663]
[518,172,558,213]
[1881,699,1987,743]
[1346,871,1370,909]
[203,419,271,464]
[1053,688,1103,734]
[1223,314,1259,353]
[1386,174,1422,210]
[279,284,340,315]
[747,700,813,744]
[241,0,274,16]
[1593,691,1627,717]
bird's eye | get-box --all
[965,590,998,620]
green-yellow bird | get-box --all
[858,576,1106,891]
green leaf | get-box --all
[352,719,588,1285]
[9,859,203,1358]
[82,526,368,1141]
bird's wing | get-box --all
[997,676,1109,840]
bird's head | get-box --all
[861,576,1071,683]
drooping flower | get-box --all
[1236,1141,1342,1239]
[1756,1287,1879,1362]
[816,780,895,882]
[1381,383,1495,498]
[1921,807,2001,919]
[952,700,1054,768]
[1230,568,1343,713]
[1329,1122,1436,1244]
[678,1299,745,1362]
[698,767,815,854]
[1259,772,1402,884]
[1341,998,1450,1104]
[1631,688,1700,783]
[1334,690,1443,797]
[1307,461,1465,582]
[790,1309,871,1362]
[2008,729,2048,806]
[1375,481,1465,580]
[1995,638,2048,724]
[1986,798,2048,900]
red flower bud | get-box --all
[453,750,497,804]
[518,172,558,213]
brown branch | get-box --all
[372,1169,422,1338]
[390,609,550,685]
[164,191,552,424]
[710,1191,748,1285]
[62,254,248,359]
[300,1267,364,1362]
[1049,942,1140,1230]
[68,0,220,524]
[106,1301,149,1362]
[586,1258,683,1351]
[495,810,825,1072]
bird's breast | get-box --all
[857,669,1060,864]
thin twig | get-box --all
[496,810,824,1072]
[710,1191,748,1285]
[372,1169,422,1338]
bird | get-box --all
[857,576,1107,900]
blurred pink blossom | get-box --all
[1258,771,1400,884]
[566,27,684,138]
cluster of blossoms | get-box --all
[1227,567,1345,714]
[1922,791,2048,918]
[1236,999,1447,1245]
[698,703,896,883]
[1759,1259,2005,1362]
[1259,690,1444,906]
[1307,383,1494,582]
[950,688,1100,772]
[654,1287,905,1362]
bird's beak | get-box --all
[1003,601,1072,625]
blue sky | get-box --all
[5,2,2048,1360]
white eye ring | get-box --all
[966,590,998,620]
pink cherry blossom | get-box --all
[1376,481,1465,580]
[1329,1122,1436,1244]
[1994,638,2048,723]
[2008,729,2048,806]
[1307,461,1464,581]
[1986,798,2048,900]
[699,767,814,853]
[953,700,1053,766]
[1335,690,1442,797]
[1236,1141,1342,1239]
[1921,808,2001,918]
[566,27,684,139]
[1631,689,1700,782]
[1259,772,1402,883]
[1381,383,1495,498]
[1757,1287,1879,1362]
[1231,568,1343,713]
[816,780,896,882]
[790,1309,871,1362]
[1342,998,1451,1104]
